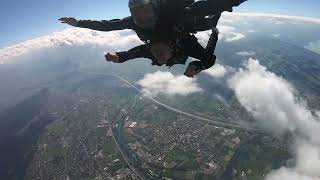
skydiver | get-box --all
[105,35,219,78]
[59,0,247,52]
[104,15,221,78]
[59,0,246,76]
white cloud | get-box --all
[225,32,245,42]
[0,28,142,63]
[203,64,227,78]
[270,18,286,25]
[218,25,246,42]
[266,167,320,180]
[265,141,320,180]
[228,58,320,180]
[228,59,297,133]
[222,12,320,24]
[236,51,256,56]
[272,34,281,38]
[316,111,320,119]
[195,31,211,47]
[305,40,320,54]
[219,12,320,25]
[295,141,320,177]
[195,25,245,46]
[219,18,236,24]
[137,71,202,97]
[1,23,244,65]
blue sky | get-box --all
[1,0,320,48]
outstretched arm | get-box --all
[184,27,219,78]
[180,34,218,77]
[185,0,247,18]
[105,44,155,64]
[59,16,135,31]
[184,55,216,77]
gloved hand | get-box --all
[184,61,203,78]
[105,53,120,63]
[59,17,79,27]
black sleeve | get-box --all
[76,16,135,31]
[115,44,155,63]
[192,13,221,32]
[187,54,216,73]
[179,35,216,71]
[185,0,237,18]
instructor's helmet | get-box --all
[128,0,159,29]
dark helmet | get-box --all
[128,0,160,29]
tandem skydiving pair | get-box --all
[59,0,248,77]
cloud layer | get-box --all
[203,64,228,78]
[137,71,202,97]
[222,12,320,24]
[305,40,320,54]
[228,58,320,180]
[266,167,319,180]
[2,12,320,64]
[218,25,246,42]
[236,51,256,56]
[195,25,246,47]
[0,28,141,63]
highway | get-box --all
[80,70,263,133]
[104,113,145,180]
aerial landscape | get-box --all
[1,0,320,180]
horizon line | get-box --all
[1,11,319,54]
[224,12,320,24]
